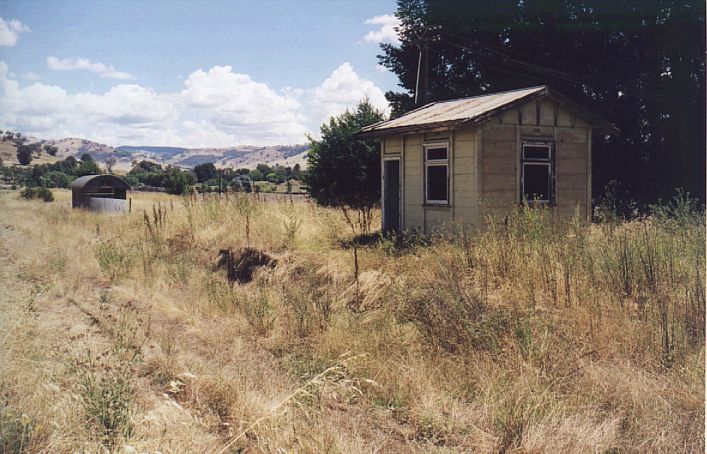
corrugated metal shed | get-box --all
[71,174,131,190]
[359,85,619,137]
[71,174,131,211]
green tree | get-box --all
[43,144,59,156]
[16,145,33,166]
[163,167,196,195]
[305,99,385,234]
[249,168,264,181]
[45,171,70,188]
[194,162,217,183]
[76,155,101,176]
[380,0,705,204]
[59,156,79,174]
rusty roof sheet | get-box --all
[359,85,621,138]
[361,86,547,136]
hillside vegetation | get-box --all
[0,190,703,452]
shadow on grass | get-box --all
[338,230,431,254]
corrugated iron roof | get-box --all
[359,85,619,137]
[71,174,131,190]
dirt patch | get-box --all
[216,247,277,285]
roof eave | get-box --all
[357,85,620,138]
[357,119,468,139]
[358,87,548,139]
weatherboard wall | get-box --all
[480,99,591,220]
[383,129,478,233]
[381,98,592,232]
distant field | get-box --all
[0,189,703,452]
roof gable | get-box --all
[359,86,619,137]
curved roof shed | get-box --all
[71,174,131,212]
[71,174,131,190]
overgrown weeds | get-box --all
[1,188,703,453]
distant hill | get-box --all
[42,138,115,159]
[1,137,60,166]
[115,146,189,157]
[37,138,309,171]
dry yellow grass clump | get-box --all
[0,188,704,453]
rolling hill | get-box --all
[38,138,309,171]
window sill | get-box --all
[423,203,451,208]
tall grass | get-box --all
[0,188,703,452]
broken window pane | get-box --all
[427,165,447,202]
[523,163,550,201]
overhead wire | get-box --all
[443,30,691,92]
[437,32,697,103]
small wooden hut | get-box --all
[71,174,131,213]
[359,86,619,233]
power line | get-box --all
[438,32,697,103]
[439,40,696,104]
[443,30,691,92]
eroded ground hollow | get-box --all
[216,247,277,285]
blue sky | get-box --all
[0,0,401,146]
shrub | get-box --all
[19,187,53,202]
[306,99,385,235]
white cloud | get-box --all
[177,65,308,144]
[0,17,30,47]
[47,56,134,80]
[364,14,400,45]
[0,60,390,147]
[310,62,389,127]
[22,72,41,81]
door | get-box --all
[383,160,400,232]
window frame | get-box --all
[423,142,449,205]
[520,141,555,204]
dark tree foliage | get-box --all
[76,157,101,176]
[306,100,386,210]
[43,144,58,156]
[380,0,706,203]
[163,166,197,195]
[194,162,217,183]
[16,145,33,166]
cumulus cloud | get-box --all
[22,72,41,81]
[363,14,400,45]
[0,60,389,147]
[0,17,30,47]
[47,56,134,80]
[310,62,389,127]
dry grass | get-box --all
[0,188,703,453]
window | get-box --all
[521,142,553,203]
[424,143,449,204]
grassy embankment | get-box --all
[0,188,704,453]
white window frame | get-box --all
[521,142,554,204]
[424,142,449,205]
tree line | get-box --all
[378,0,705,205]
[126,161,305,194]
[1,153,101,188]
